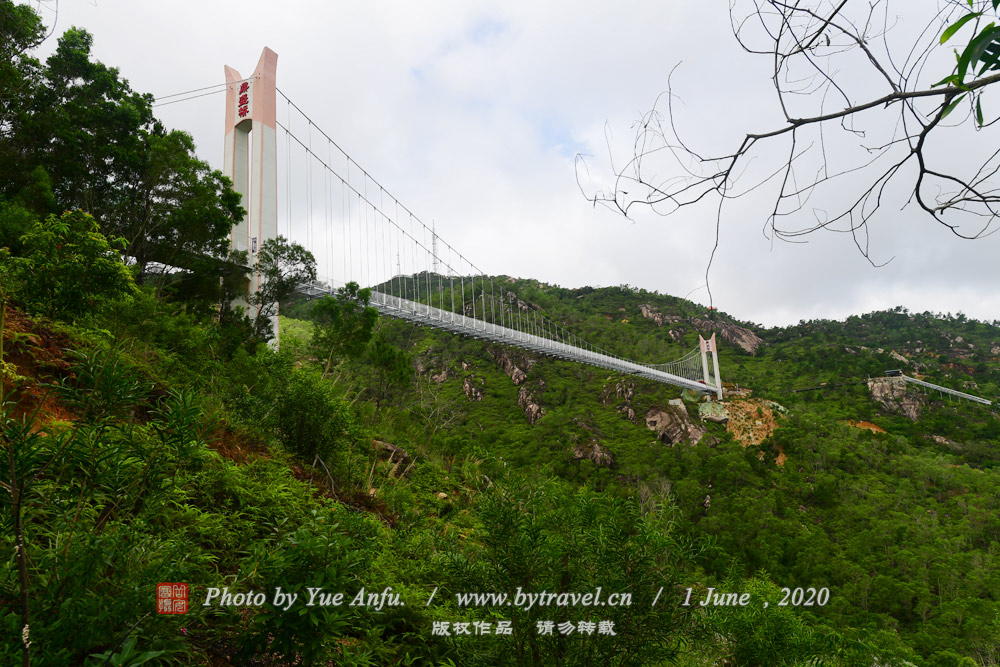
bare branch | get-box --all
[579,0,1000,305]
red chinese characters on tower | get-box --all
[237,81,251,119]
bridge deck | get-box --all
[295,283,717,394]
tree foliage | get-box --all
[250,236,317,341]
[1,17,243,303]
[363,333,414,425]
[310,281,379,376]
[12,209,137,320]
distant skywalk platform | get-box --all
[901,374,992,406]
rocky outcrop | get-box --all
[463,375,484,402]
[518,386,544,425]
[638,304,682,328]
[573,440,614,466]
[645,401,705,445]
[636,305,764,355]
[889,350,908,365]
[374,439,410,461]
[602,380,637,422]
[614,380,634,402]
[699,401,730,424]
[867,376,926,421]
[689,318,764,355]
[490,347,534,386]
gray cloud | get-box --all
[29,0,1000,327]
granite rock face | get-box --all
[518,386,544,425]
[867,376,926,421]
[689,318,765,355]
[603,380,638,423]
[463,376,484,401]
[573,440,614,466]
[636,304,764,355]
[645,402,704,445]
[491,347,533,386]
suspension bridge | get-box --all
[202,48,724,397]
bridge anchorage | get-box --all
[225,47,724,398]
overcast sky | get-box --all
[27,0,1000,328]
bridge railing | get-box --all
[294,282,718,395]
[901,375,992,405]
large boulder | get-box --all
[867,376,926,421]
[645,401,705,445]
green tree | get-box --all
[0,1,43,162]
[273,365,358,475]
[0,201,37,257]
[444,480,704,666]
[4,24,242,298]
[112,129,243,288]
[363,333,413,425]
[13,209,137,320]
[310,281,378,377]
[250,236,317,341]
[12,28,152,214]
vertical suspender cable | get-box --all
[346,161,352,283]
[490,279,495,330]
[357,176,363,289]
[422,221,429,315]
[307,121,313,252]
[363,177,370,289]
[381,189,388,292]
[327,141,333,285]
[395,201,402,301]
[285,99,292,239]
[410,213,418,311]
[426,235,432,316]
[341,179,347,288]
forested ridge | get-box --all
[2,5,999,666]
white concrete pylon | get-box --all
[710,333,723,399]
[699,334,723,399]
[224,47,279,341]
